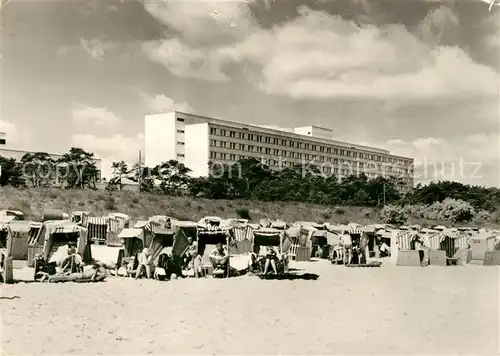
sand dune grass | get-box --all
[0,186,381,224]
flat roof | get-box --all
[0,147,102,162]
[172,111,412,160]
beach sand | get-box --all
[1,246,499,355]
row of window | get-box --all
[209,127,409,165]
[209,151,411,175]
[209,140,410,168]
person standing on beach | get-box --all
[135,248,152,279]
[341,233,352,265]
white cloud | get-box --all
[143,4,498,101]
[383,134,500,186]
[140,93,195,114]
[229,7,496,101]
[142,0,256,81]
[72,104,122,128]
[79,37,112,60]
[71,133,144,179]
[0,120,34,149]
[144,39,231,82]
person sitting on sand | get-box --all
[248,251,263,273]
[135,248,152,279]
[263,246,278,275]
[209,243,229,274]
[182,237,197,270]
[190,243,205,278]
[60,242,83,273]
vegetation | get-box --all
[0,151,499,226]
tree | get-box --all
[156,160,191,196]
[107,161,129,191]
[127,162,157,193]
[0,156,24,187]
[57,147,99,189]
[20,152,55,187]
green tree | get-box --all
[156,160,191,196]
[57,147,99,189]
[0,156,24,187]
[107,161,129,191]
[20,152,55,187]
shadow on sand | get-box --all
[258,273,319,281]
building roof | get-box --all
[148,110,412,160]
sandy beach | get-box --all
[1,247,499,355]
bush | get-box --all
[236,207,251,220]
[430,198,475,223]
[380,205,407,225]
[334,207,345,215]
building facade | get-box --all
[144,111,415,187]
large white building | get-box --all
[145,111,415,187]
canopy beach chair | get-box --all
[196,217,232,278]
[250,227,292,275]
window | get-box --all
[177,141,185,145]
[210,128,217,135]
[177,153,185,158]
[229,131,236,138]
[177,118,184,122]
[177,129,184,134]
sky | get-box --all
[0,0,499,186]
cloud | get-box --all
[229,7,496,101]
[140,93,195,114]
[79,37,113,60]
[144,39,232,82]
[0,120,34,149]
[142,0,256,81]
[382,134,499,187]
[71,133,144,179]
[72,104,122,128]
[143,4,498,102]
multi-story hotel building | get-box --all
[145,111,415,188]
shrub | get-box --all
[334,207,345,215]
[321,210,332,220]
[380,205,408,225]
[104,197,116,210]
[430,198,475,223]
[236,207,251,220]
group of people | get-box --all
[119,237,232,280]
[32,234,288,283]
[248,246,287,275]
[328,232,391,265]
[34,242,111,282]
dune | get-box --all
[1,248,498,355]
